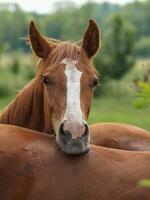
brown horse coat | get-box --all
[90,123,150,151]
[0,124,150,200]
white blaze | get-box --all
[61,58,83,123]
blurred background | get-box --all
[0,0,149,130]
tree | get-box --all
[96,14,135,80]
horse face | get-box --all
[29,20,100,155]
[42,57,99,155]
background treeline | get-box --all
[0,1,150,56]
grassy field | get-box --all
[88,96,150,131]
[0,95,149,131]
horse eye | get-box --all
[42,76,49,85]
[91,79,99,88]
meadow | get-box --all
[0,54,149,131]
[89,96,150,130]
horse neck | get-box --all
[0,79,53,133]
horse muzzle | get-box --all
[57,122,90,155]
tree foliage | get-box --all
[95,14,135,80]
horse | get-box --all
[0,19,150,154]
[0,19,150,200]
[90,122,150,151]
[0,124,150,200]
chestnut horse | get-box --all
[90,123,150,151]
[0,19,150,154]
[0,124,150,200]
[0,20,150,199]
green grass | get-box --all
[88,96,150,131]
[0,95,149,131]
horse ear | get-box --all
[82,19,100,58]
[29,21,51,58]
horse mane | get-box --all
[0,40,96,131]
[0,78,44,128]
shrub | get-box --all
[139,179,150,188]
[133,81,150,109]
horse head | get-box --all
[29,20,100,154]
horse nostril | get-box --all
[82,123,89,137]
[59,123,64,135]
[59,123,72,143]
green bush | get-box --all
[139,179,150,188]
[133,82,150,109]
